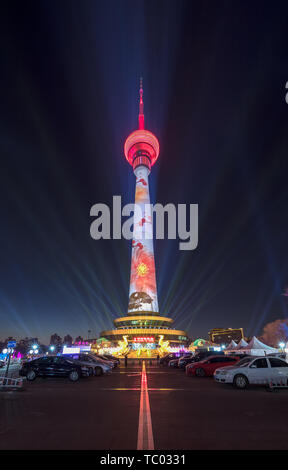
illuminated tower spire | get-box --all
[138,77,144,130]
[124,80,160,313]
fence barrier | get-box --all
[0,376,23,390]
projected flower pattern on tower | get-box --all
[128,169,158,313]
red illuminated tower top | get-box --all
[124,79,160,171]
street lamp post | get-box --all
[4,340,16,377]
[4,349,12,378]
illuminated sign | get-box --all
[132,343,156,350]
[63,345,91,354]
[62,346,80,354]
[133,337,154,343]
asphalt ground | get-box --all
[1,361,288,450]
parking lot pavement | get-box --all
[146,365,288,450]
[1,362,288,450]
[0,365,141,450]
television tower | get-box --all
[124,78,160,313]
[100,80,188,355]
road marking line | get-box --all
[76,387,196,392]
[93,388,141,391]
[148,388,193,391]
[137,361,154,450]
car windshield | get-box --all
[235,358,251,367]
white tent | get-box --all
[226,340,237,350]
[240,336,278,356]
[234,338,248,350]
[224,338,248,354]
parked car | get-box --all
[181,350,225,369]
[266,353,287,360]
[160,353,181,365]
[214,356,288,389]
[186,355,241,377]
[168,358,181,368]
[90,354,115,368]
[62,353,112,376]
[169,353,193,368]
[19,355,91,382]
[102,354,120,367]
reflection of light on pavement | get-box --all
[148,388,193,391]
[137,361,154,450]
[95,388,141,391]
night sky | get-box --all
[1,1,288,343]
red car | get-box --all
[186,355,241,377]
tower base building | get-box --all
[101,310,189,357]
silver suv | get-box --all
[61,353,112,376]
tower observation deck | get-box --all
[100,80,189,355]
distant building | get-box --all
[209,328,244,345]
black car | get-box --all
[19,355,91,382]
[169,353,193,368]
[159,353,181,365]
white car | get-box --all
[214,356,288,389]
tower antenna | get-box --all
[138,77,144,129]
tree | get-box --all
[63,335,73,345]
[260,319,288,347]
